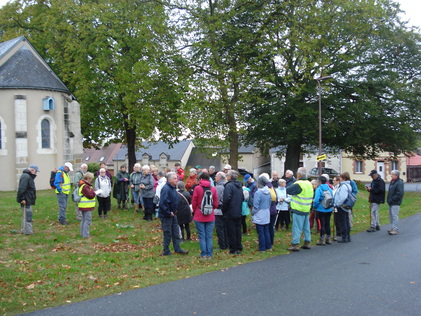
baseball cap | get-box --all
[368,170,377,176]
[243,174,251,182]
[195,165,202,169]
[29,164,40,172]
[64,162,74,171]
[224,164,231,170]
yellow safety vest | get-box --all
[55,171,71,195]
[290,180,313,213]
[78,184,96,209]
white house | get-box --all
[0,36,83,191]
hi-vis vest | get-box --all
[55,170,71,195]
[290,180,313,213]
[78,184,96,209]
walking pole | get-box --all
[274,201,282,230]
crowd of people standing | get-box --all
[16,161,405,258]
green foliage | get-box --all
[87,162,100,175]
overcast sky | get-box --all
[0,0,419,28]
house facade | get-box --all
[0,36,83,191]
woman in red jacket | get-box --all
[191,172,218,259]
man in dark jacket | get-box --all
[387,170,404,235]
[366,170,386,232]
[17,164,39,235]
[158,172,188,256]
[222,170,244,254]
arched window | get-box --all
[41,119,50,148]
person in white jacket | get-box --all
[95,168,112,219]
[275,179,292,230]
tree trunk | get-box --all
[126,127,137,174]
[284,142,301,176]
[228,128,239,170]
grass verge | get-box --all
[1,189,420,315]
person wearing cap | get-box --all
[223,164,231,174]
[54,162,73,225]
[16,164,39,234]
[244,174,257,197]
[195,165,202,175]
[366,170,385,232]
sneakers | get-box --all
[287,244,300,252]
[366,227,376,232]
[388,229,399,235]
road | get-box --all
[26,213,421,316]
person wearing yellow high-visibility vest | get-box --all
[54,162,73,225]
[286,167,314,252]
[78,172,101,238]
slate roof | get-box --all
[84,143,123,166]
[0,36,71,94]
[113,140,193,161]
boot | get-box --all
[287,244,300,252]
[338,235,348,243]
[301,241,311,249]
[325,236,332,245]
[316,236,326,246]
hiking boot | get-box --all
[325,236,332,245]
[287,244,300,252]
[366,227,376,232]
[375,225,380,231]
[59,220,70,225]
[316,237,326,246]
[301,241,311,249]
[388,229,398,235]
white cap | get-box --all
[64,162,73,171]
[224,164,231,170]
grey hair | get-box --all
[209,165,215,170]
[134,163,141,169]
[285,169,294,176]
[216,171,226,180]
[166,172,177,181]
[391,170,400,177]
[189,168,197,174]
[157,171,165,178]
[278,179,286,184]
[142,165,150,171]
[260,173,270,180]
[297,167,307,177]
[227,169,239,180]
[177,181,185,190]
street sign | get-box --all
[316,154,326,161]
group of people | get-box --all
[16,162,405,258]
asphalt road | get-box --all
[26,214,421,316]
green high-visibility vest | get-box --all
[78,184,96,208]
[290,180,313,213]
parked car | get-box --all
[307,167,339,181]
[238,167,253,178]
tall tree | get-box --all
[0,0,187,171]
[243,0,421,172]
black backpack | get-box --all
[200,187,213,215]
[49,170,57,188]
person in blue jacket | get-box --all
[313,176,334,245]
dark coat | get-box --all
[159,182,179,218]
[176,190,192,225]
[222,180,244,219]
[17,169,37,205]
[113,170,129,200]
[387,177,404,206]
[369,176,386,204]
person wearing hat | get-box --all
[366,170,386,232]
[223,164,231,174]
[244,174,256,197]
[16,164,39,234]
[195,165,202,175]
[54,162,73,225]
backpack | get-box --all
[342,185,357,209]
[72,186,83,203]
[49,170,57,188]
[200,187,213,215]
[321,190,333,209]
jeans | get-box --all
[195,220,215,257]
[388,205,400,231]
[161,216,182,254]
[80,211,92,238]
[370,203,380,227]
[291,212,311,245]
[57,192,69,222]
[256,224,271,251]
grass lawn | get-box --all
[1,187,420,315]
